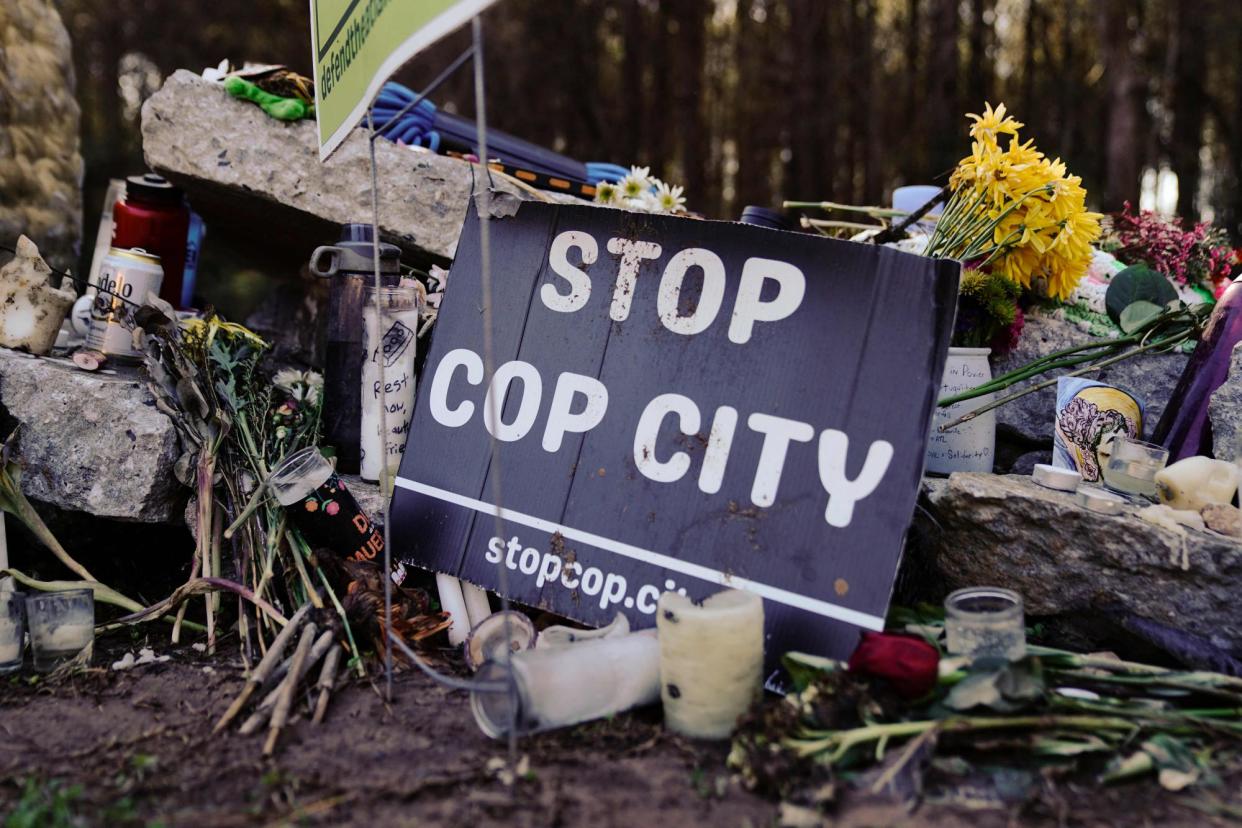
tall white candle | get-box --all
[436,573,470,646]
[461,581,492,628]
[657,589,764,739]
[360,286,421,483]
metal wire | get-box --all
[387,630,509,694]
[470,13,522,769]
[360,31,524,755]
[0,244,146,312]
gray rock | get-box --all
[991,312,1188,443]
[1208,342,1242,462]
[911,472,1242,661]
[0,0,82,274]
[141,70,548,264]
[0,348,182,522]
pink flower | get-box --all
[325,501,340,516]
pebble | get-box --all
[1202,504,1242,538]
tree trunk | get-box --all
[1098,0,1145,211]
[1169,0,1208,219]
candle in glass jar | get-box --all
[360,286,422,483]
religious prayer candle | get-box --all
[269,447,401,582]
[657,589,764,740]
[470,630,660,739]
[360,285,422,484]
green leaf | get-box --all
[942,658,1045,713]
[1103,734,1202,790]
[1118,300,1164,333]
[782,651,843,692]
[1105,265,1178,324]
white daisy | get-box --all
[651,179,687,214]
[594,181,621,206]
[619,165,652,200]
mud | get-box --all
[0,636,1237,827]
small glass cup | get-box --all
[26,589,94,672]
[1101,436,1169,498]
[0,591,25,673]
[944,587,1026,662]
[269,446,335,507]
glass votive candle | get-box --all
[26,589,95,672]
[0,591,25,673]
[944,587,1026,662]
[1101,436,1169,498]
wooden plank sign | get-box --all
[390,201,959,660]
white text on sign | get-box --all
[426,230,895,528]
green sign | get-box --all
[309,0,498,160]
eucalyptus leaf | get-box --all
[1105,265,1178,324]
[1118,300,1164,333]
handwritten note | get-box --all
[361,305,421,482]
[924,352,995,474]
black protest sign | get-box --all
[390,201,959,659]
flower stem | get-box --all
[937,332,1193,432]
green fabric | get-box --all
[223,76,313,121]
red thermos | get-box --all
[112,173,190,308]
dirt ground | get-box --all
[1,636,1239,828]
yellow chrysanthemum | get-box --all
[966,102,1023,147]
[925,103,1102,301]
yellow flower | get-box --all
[966,102,1023,147]
[927,103,1102,301]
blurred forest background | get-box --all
[57,0,1242,312]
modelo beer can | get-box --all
[85,247,163,361]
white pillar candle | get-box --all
[657,588,764,739]
[360,286,422,483]
[436,573,470,646]
[461,581,492,628]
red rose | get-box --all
[847,632,940,699]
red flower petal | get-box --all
[847,631,940,699]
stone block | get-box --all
[0,348,182,522]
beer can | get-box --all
[85,247,164,361]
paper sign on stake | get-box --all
[309,0,499,160]
[390,202,959,663]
